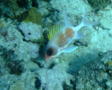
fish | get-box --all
[44,15,96,60]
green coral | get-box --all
[23,7,43,25]
[87,0,111,10]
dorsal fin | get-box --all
[47,25,61,40]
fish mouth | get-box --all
[45,54,51,60]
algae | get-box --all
[23,7,43,25]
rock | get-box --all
[37,64,72,90]
[0,0,26,18]
[9,81,25,90]
[87,0,111,10]
[50,0,91,16]
[70,51,112,90]
[18,22,43,41]
[34,77,41,89]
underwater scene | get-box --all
[0,0,112,90]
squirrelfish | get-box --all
[44,16,94,60]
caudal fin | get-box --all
[74,16,98,32]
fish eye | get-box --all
[46,48,54,56]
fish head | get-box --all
[44,24,78,60]
[44,25,61,60]
[44,43,58,60]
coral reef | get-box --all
[0,0,25,18]
[87,0,111,10]
[71,51,112,90]
[0,0,112,90]
[0,18,41,90]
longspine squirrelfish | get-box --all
[44,16,95,60]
